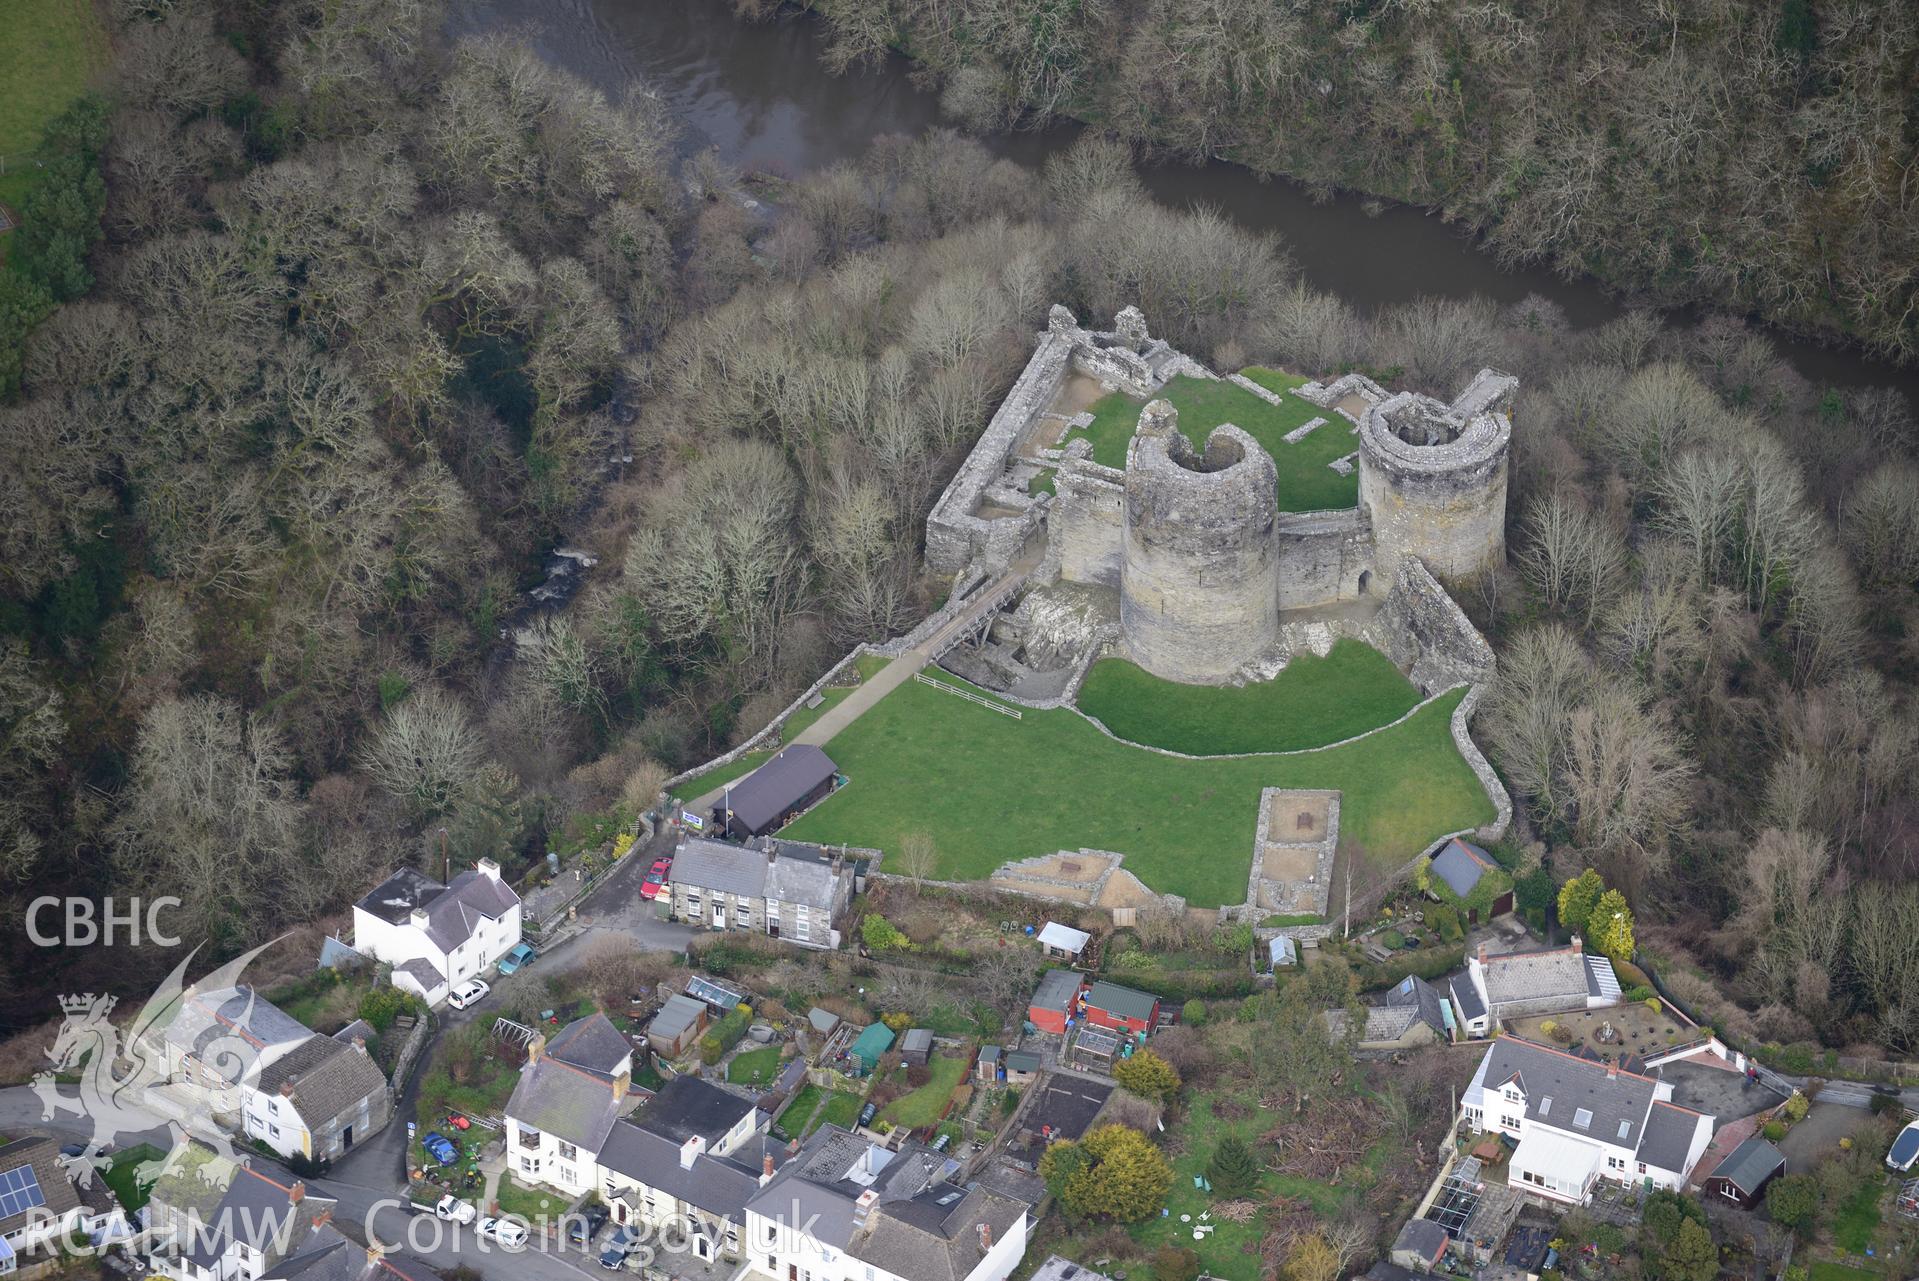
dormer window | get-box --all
[1573,1108,1593,1130]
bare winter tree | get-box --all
[898,832,938,886]
[357,688,489,820]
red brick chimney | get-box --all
[761,1152,776,1186]
[288,1181,306,1204]
[1571,936,1583,955]
[1476,942,1488,965]
[977,1223,992,1253]
[527,1033,546,1064]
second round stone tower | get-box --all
[1120,401,1280,683]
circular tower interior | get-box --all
[1120,401,1281,683]
[1357,376,1513,587]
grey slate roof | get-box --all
[254,1034,388,1129]
[978,1046,1001,1063]
[354,868,444,925]
[1084,981,1157,1024]
[900,1029,934,1056]
[163,987,313,1079]
[0,1137,80,1237]
[1636,1101,1704,1174]
[1709,1136,1786,1193]
[1332,974,1451,1044]
[1005,1051,1041,1072]
[848,1185,1027,1281]
[332,1020,375,1047]
[1030,970,1082,1015]
[1393,1218,1450,1262]
[1431,839,1497,898]
[419,868,519,953]
[182,1165,335,1271]
[724,746,836,834]
[546,1013,631,1078]
[762,842,848,910]
[808,1008,841,1034]
[393,958,444,991]
[596,1120,763,1218]
[1475,1038,1659,1152]
[1480,948,1589,1009]
[506,1056,626,1152]
[1449,974,1487,1023]
[635,1075,757,1146]
[671,838,769,899]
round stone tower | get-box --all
[1358,370,1515,587]
[1120,401,1281,683]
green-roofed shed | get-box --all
[848,1023,895,1075]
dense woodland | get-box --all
[788,0,1919,363]
[4,0,1919,1066]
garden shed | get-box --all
[1082,980,1159,1035]
[1037,922,1091,961]
[716,745,838,839]
[1703,1136,1786,1209]
[899,1028,933,1066]
[1004,1050,1041,1084]
[1028,970,1084,1036]
[976,1046,1002,1083]
[648,994,707,1058]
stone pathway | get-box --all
[686,554,1042,817]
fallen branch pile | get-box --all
[1264,1095,1383,1183]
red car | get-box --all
[640,858,671,900]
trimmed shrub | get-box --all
[1183,999,1207,1027]
[1762,1120,1788,1142]
[700,1006,751,1063]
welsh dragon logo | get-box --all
[33,940,282,1190]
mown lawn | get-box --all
[776,1084,864,1139]
[879,1055,969,1130]
[780,671,1491,907]
[102,1144,164,1214]
[494,1175,568,1223]
[726,1045,783,1087]
[1810,1263,1879,1281]
[1063,369,1358,513]
[675,654,891,797]
[1076,640,1420,755]
[0,0,107,215]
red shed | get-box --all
[1082,980,1159,1035]
[1028,969,1084,1036]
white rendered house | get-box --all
[350,860,521,1005]
[504,1015,635,1198]
[1463,1037,1713,1204]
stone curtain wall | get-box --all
[1363,558,1496,695]
[1273,509,1374,609]
[1052,449,1127,588]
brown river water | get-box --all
[450,0,1918,398]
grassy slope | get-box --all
[779,672,1491,907]
[0,0,107,214]
[1076,640,1420,755]
[1064,369,1359,513]
[674,654,891,796]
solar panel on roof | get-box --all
[0,1165,47,1220]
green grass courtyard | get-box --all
[726,1044,783,1087]
[0,0,107,217]
[780,668,1492,907]
[777,1084,864,1138]
[1062,368,1358,513]
[675,653,891,797]
[1076,640,1421,755]
[879,1055,970,1130]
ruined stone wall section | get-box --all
[1121,413,1281,683]
[1052,453,1126,588]
[1361,558,1496,695]
[1274,509,1374,610]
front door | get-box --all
[714,906,727,929]
[343,1126,353,1150]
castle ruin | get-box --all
[925,305,1514,691]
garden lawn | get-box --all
[726,1045,783,1087]
[1076,640,1419,754]
[495,1176,568,1222]
[1833,1182,1885,1254]
[1810,1264,1879,1281]
[778,1085,864,1139]
[101,1145,164,1214]
[1062,369,1358,513]
[780,672,1491,908]
[675,655,891,797]
[0,0,106,215]
[879,1056,969,1130]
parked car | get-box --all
[567,1204,610,1247]
[434,1195,477,1225]
[478,1217,528,1249]
[497,943,538,976]
[640,858,671,900]
[421,1132,459,1165]
[448,978,490,1010]
[598,1226,639,1269]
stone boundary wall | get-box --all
[1242,789,1340,923]
[664,644,875,790]
[1227,372,1285,406]
[1361,558,1496,694]
[1295,372,1390,408]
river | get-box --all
[450,0,1917,398]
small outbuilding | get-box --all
[806,1007,841,1036]
[1390,1219,1450,1274]
[715,745,838,839]
[648,993,708,1058]
[1068,1024,1121,1074]
[1004,1050,1041,1085]
[976,1045,1003,1083]
[1428,838,1513,922]
[1028,969,1084,1036]
[899,1028,934,1066]
[846,1022,895,1076]
[1266,936,1298,972]
[1037,922,1091,962]
[1082,980,1159,1035]
[1704,1136,1787,1209]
